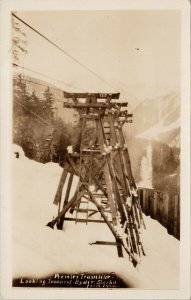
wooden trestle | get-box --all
[47,91,145,266]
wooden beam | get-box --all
[46,189,86,229]
[118,127,137,189]
[64,217,105,223]
[53,169,68,205]
[63,91,120,99]
[87,188,139,266]
[96,118,117,225]
[89,241,122,246]
[57,172,74,229]
[63,102,128,109]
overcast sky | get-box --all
[13,10,181,106]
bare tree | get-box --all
[12,16,28,64]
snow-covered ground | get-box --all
[12,144,179,289]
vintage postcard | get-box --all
[0,0,190,299]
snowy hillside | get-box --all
[12,145,179,289]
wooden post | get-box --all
[139,189,143,208]
[47,189,86,229]
[139,188,180,239]
[142,189,147,215]
[159,192,165,227]
[174,194,178,238]
[147,189,151,216]
[96,117,118,225]
[153,191,157,219]
[156,191,162,224]
[177,194,180,239]
[151,189,155,217]
[53,168,68,205]
[163,192,169,228]
[108,115,128,196]
[167,194,173,235]
[57,173,74,230]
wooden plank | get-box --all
[47,189,86,229]
[127,209,139,255]
[137,189,146,228]
[146,190,150,215]
[89,241,122,246]
[148,190,154,218]
[64,217,105,223]
[113,128,131,197]
[63,91,120,99]
[118,127,136,190]
[95,118,117,225]
[115,238,124,257]
[106,154,126,224]
[177,194,180,239]
[163,192,169,228]
[57,173,74,229]
[156,192,161,224]
[133,199,141,228]
[143,189,147,215]
[63,102,128,108]
[153,191,157,219]
[138,188,180,239]
[171,194,175,235]
[159,192,164,226]
[139,189,143,209]
[107,115,116,147]
[53,169,68,205]
[72,208,97,213]
[87,188,139,266]
[108,114,129,198]
[173,195,178,238]
[167,194,173,235]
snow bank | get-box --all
[12,145,179,289]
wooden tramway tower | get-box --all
[47,91,146,266]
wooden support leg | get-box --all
[87,187,139,266]
[116,238,123,257]
[57,173,74,230]
[96,118,118,225]
[53,169,68,205]
[107,155,126,224]
[47,189,86,229]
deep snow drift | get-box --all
[12,145,179,289]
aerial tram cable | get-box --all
[14,99,74,138]
[12,13,116,91]
[14,99,57,129]
[13,63,85,92]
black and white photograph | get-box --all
[0,0,190,299]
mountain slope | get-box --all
[131,92,180,147]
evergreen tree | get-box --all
[12,15,28,143]
[43,86,54,120]
[52,118,72,163]
[13,74,31,143]
[152,141,180,193]
[29,90,41,115]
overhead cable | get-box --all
[12,13,116,91]
[13,63,84,92]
